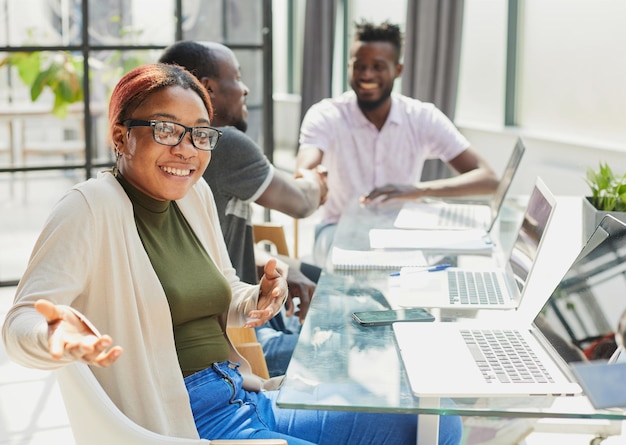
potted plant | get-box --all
[583,162,626,241]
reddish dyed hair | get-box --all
[108,63,213,143]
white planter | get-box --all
[582,197,626,242]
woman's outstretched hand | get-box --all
[245,259,288,327]
[35,299,123,367]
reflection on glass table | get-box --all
[277,199,626,445]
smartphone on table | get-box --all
[351,307,435,327]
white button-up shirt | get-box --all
[299,91,470,224]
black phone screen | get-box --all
[352,308,435,326]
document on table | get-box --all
[368,228,494,253]
[331,246,427,271]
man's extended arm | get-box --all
[256,167,326,218]
[361,148,499,204]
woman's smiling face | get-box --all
[112,85,211,201]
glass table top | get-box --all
[277,197,626,421]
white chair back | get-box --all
[55,363,286,445]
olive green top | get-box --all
[117,175,231,377]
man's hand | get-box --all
[246,259,288,327]
[360,183,421,205]
[295,165,328,205]
[35,299,123,367]
[285,267,315,323]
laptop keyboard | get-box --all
[461,329,556,384]
[447,270,505,305]
[438,205,480,228]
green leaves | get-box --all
[0,51,83,118]
[0,52,41,85]
[585,162,626,212]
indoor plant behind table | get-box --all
[583,162,626,242]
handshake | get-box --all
[296,165,328,206]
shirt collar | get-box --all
[348,91,401,128]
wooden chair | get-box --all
[225,222,292,380]
[252,222,290,256]
[55,363,287,445]
[293,219,299,258]
[226,326,271,379]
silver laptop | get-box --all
[393,214,626,398]
[393,138,525,231]
[396,177,555,310]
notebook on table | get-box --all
[331,246,427,271]
[393,138,526,231]
[393,214,626,398]
[395,177,555,310]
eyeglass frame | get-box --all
[123,119,222,151]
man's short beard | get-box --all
[356,87,393,112]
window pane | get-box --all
[182,0,223,41]
[88,0,176,45]
[182,0,262,43]
[0,52,30,104]
[21,112,85,167]
[0,110,85,169]
[0,170,86,283]
[0,50,87,169]
[89,49,160,163]
[0,113,10,167]
[224,0,263,44]
[235,49,262,106]
[456,0,507,126]
[234,49,263,143]
[0,0,83,46]
[518,0,626,146]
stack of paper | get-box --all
[368,229,494,253]
[331,246,427,271]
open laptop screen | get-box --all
[534,215,626,365]
[488,138,526,224]
[507,178,556,293]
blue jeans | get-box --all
[184,361,462,445]
[255,318,299,377]
[255,262,320,377]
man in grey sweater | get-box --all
[159,41,327,376]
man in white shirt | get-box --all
[297,20,498,266]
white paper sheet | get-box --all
[368,229,494,253]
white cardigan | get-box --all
[2,171,278,439]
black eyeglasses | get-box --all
[123,119,222,151]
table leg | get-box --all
[417,397,440,445]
